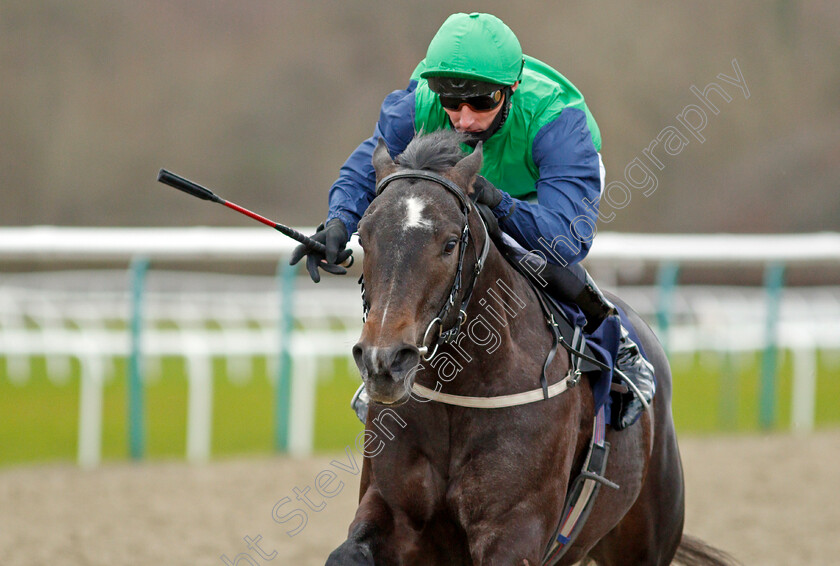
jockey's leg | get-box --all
[612,323,657,430]
[501,234,655,430]
[558,265,656,430]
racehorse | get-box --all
[327,131,736,565]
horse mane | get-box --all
[396,130,470,173]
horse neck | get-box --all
[463,237,546,353]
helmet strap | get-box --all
[462,86,514,146]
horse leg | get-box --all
[329,455,461,566]
[328,483,468,566]
[463,506,554,566]
[326,483,399,566]
[326,526,376,566]
[453,436,582,565]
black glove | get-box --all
[289,218,352,283]
[471,175,505,242]
[472,175,504,209]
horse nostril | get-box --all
[353,342,418,382]
[389,345,420,377]
[352,343,366,375]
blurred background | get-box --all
[3,0,838,233]
[1,2,840,565]
[2,0,839,458]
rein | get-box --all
[363,169,490,361]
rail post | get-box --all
[655,261,680,353]
[791,346,817,432]
[759,262,786,430]
[275,261,297,452]
[128,256,149,460]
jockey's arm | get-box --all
[326,82,418,238]
[496,108,603,266]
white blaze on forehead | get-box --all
[403,196,433,230]
[377,195,429,328]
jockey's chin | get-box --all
[444,104,501,133]
[453,125,488,134]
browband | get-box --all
[376,170,472,212]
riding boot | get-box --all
[573,272,618,334]
[351,383,370,424]
[612,324,656,430]
[573,273,656,430]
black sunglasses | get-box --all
[438,89,504,112]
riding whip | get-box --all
[157,168,351,265]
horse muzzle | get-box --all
[352,341,421,405]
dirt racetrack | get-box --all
[2,430,839,566]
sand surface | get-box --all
[2,430,839,565]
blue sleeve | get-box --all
[326,81,418,236]
[497,108,602,266]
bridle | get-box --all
[359,169,490,361]
[359,167,606,411]
[356,172,619,566]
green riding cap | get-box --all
[420,12,524,87]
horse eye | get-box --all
[443,238,458,255]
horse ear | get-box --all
[372,138,397,182]
[449,142,483,195]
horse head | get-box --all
[353,131,486,406]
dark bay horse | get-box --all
[327,131,735,566]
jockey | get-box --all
[291,12,655,430]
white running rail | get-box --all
[1,228,838,467]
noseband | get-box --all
[359,169,490,361]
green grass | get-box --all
[669,349,840,434]
[1,350,838,467]
[0,357,81,464]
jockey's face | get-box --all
[442,82,518,134]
